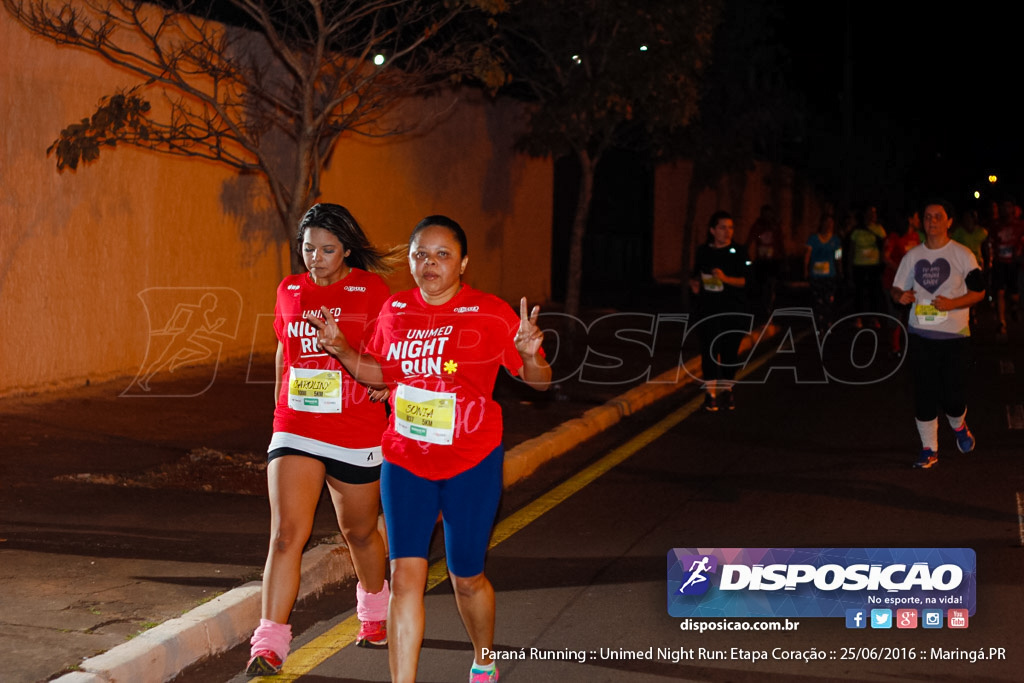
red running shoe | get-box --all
[246,649,283,676]
[356,619,388,648]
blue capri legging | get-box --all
[380,445,503,577]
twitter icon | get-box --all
[870,609,892,629]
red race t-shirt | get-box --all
[992,220,1024,263]
[367,285,531,480]
[272,269,390,451]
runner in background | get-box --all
[950,208,989,326]
[307,215,551,683]
[989,197,1024,338]
[890,199,985,469]
[746,204,786,320]
[247,204,394,676]
[691,211,748,411]
[848,205,886,329]
[882,209,922,357]
[804,214,844,335]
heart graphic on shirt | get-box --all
[914,258,951,294]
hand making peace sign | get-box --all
[513,296,544,357]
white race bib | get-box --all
[394,383,456,445]
[288,367,342,413]
[700,272,724,292]
[914,301,948,326]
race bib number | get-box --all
[700,272,724,292]
[395,383,456,445]
[812,261,831,276]
[288,367,342,413]
[856,245,879,263]
[914,301,947,325]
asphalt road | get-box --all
[179,307,1024,682]
[0,289,694,683]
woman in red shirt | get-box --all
[247,204,394,675]
[308,215,551,683]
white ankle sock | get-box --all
[915,418,939,451]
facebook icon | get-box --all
[845,609,867,629]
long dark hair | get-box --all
[297,203,394,273]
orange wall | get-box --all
[0,17,553,397]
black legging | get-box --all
[909,334,970,421]
[852,264,885,314]
[696,312,745,383]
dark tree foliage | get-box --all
[497,0,722,317]
[680,0,803,187]
[668,0,804,274]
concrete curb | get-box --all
[53,543,353,683]
[53,324,774,682]
[502,354,703,486]
[503,323,772,486]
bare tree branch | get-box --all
[5,0,505,269]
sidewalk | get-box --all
[2,300,744,683]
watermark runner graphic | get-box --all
[122,287,243,397]
[667,548,976,618]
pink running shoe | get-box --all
[245,649,283,676]
[355,619,388,648]
[470,664,499,682]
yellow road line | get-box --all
[257,348,774,680]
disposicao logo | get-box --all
[667,548,976,619]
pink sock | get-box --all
[250,618,292,660]
[356,580,389,622]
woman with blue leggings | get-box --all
[307,215,551,683]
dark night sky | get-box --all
[777,1,1022,207]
